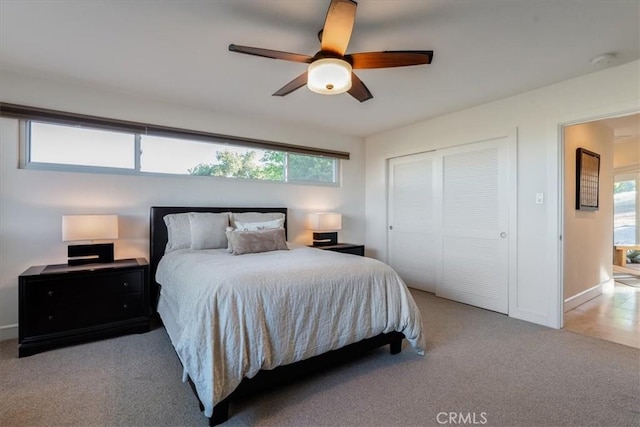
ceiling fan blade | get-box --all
[273,72,308,97]
[346,51,434,69]
[229,44,313,63]
[320,0,357,55]
[348,73,373,103]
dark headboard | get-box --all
[149,206,288,310]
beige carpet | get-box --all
[1,290,638,427]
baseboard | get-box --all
[564,281,608,312]
[0,324,18,342]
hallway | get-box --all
[564,268,640,349]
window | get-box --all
[288,153,336,183]
[29,122,135,169]
[22,120,340,185]
[614,173,639,245]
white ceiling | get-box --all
[1,0,638,137]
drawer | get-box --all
[27,270,143,304]
[328,246,364,256]
[26,293,145,336]
[338,246,364,256]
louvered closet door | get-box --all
[435,138,510,314]
[388,152,436,292]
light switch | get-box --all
[536,193,544,204]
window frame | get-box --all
[22,121,140,174]
[10,104,345,186]
[614,169,640,245]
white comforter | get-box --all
[156,244,425,418]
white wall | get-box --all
[614,138,640,170]
[365,60,640,328]
[563,122,614,303]
[0,71,366,340]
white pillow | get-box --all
[234,218,285,231]
[230,212,285,228]
[164,213,192,253]
[188,212,229,250]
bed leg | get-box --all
[187,377,206,412]
[209,399,230,426]
[390,337,402,355]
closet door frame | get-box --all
[385,129,517,314]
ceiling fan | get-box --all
[229,0,434,102]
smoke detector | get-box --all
[589,53,617,66]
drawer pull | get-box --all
[123,304,128,309]
[123,282,129,287]
[48,291,54,297]
[48,315,54,321]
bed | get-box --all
[150,206,425,425]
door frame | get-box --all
[555,105,640,328]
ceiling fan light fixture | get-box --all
[307,58,352,95]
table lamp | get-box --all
[62,214,118,265]
[308,212,342,246]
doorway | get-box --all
[562,113,640,348]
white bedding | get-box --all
[156,243,425,418]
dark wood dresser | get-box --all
[310,243,365,256]
[18,258,150,357]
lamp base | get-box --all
[67,243,114,266]
[312,232,338,247]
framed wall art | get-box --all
[575,147,600,211]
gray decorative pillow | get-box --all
[225,226,234,253]
[228,228,288,255]
[188,212,230,250]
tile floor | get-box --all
[564,268,640,349]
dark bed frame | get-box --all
[149,206,405,426]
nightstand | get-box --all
[310,243,365,256]
[18,258,150,357]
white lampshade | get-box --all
[62,215,118,242]
[308,212,342,231]
[307,58,352,95]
